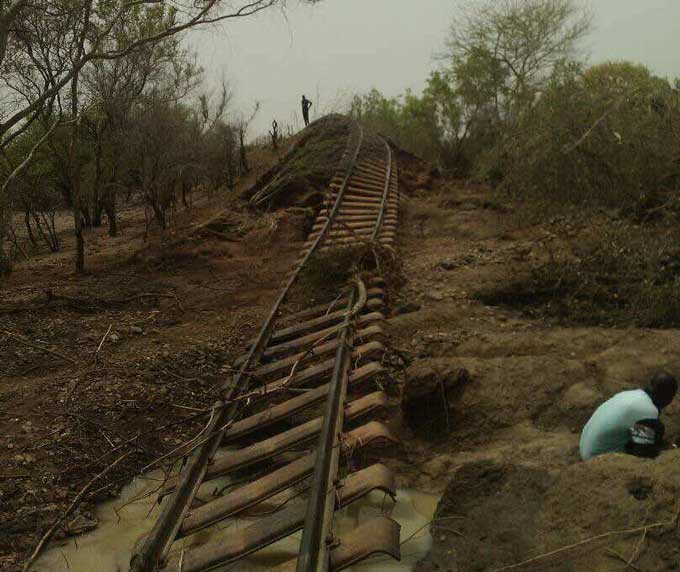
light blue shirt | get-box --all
[579,389,659,461]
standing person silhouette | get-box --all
[301,95,313,127]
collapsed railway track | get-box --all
[130,124,403,572]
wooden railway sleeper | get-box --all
[260,312,385,359]
[275,287,384,324]
[225,353,386,442]
[329,516,401,571]
[161,400,395,496]
[247,296,383,346]
[251,339,385,382]
[235,324,385,370]
[179,410,392,538]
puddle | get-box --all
[34,472,439,572]
[231,489,440,572]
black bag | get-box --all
[626,418,665,458]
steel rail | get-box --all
[295,138,395,572]
[296,282,361,572]
[129,125,365,572]
[371,140,394,242]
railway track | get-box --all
[130,124,403,572]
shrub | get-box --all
[477,222,680,327]
[501,62,680,212]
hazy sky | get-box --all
[188,0,680,138]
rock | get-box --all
[129,326,143,335]
[402,360,471,438]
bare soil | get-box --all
[385,165,680,571]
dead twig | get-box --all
[604,548,642,572]
[94,323,113,361]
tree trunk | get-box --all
[92,135,104,227]
[67,1,92,274]
[106,205,117,237]
[92,205,103,227]
[0,214,9,276]
[181,180,190,208]
[80,205,92,228]
[74,210,84,273]
[24,209,37,248]
[239,129,249,174]
[105,193,117,237]
[70,70,85,273]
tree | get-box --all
[440,0,591,180]
[443,0,591,114]
[235,102,261,175]
[349,75,464,170]
[501,61,680,209]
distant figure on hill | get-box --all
[301,95,313,127]
[580,371,677,461]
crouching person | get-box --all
[580,371,677,461]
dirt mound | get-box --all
[420,452,680,572]
[394,356,601,445]
[244,114,355,209]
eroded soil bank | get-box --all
[386,161,680,572]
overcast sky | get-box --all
[188,0,680,138]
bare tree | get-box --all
[236,102,260,175]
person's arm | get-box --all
[626,418,665,458]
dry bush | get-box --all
[477,221,680,327]
[502,62,680,214]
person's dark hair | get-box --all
[644,371,678,410]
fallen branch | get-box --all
[47,290,179,308]
[604,548,642,572]
[23,450,133,572]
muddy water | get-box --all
[34,472,439,572]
